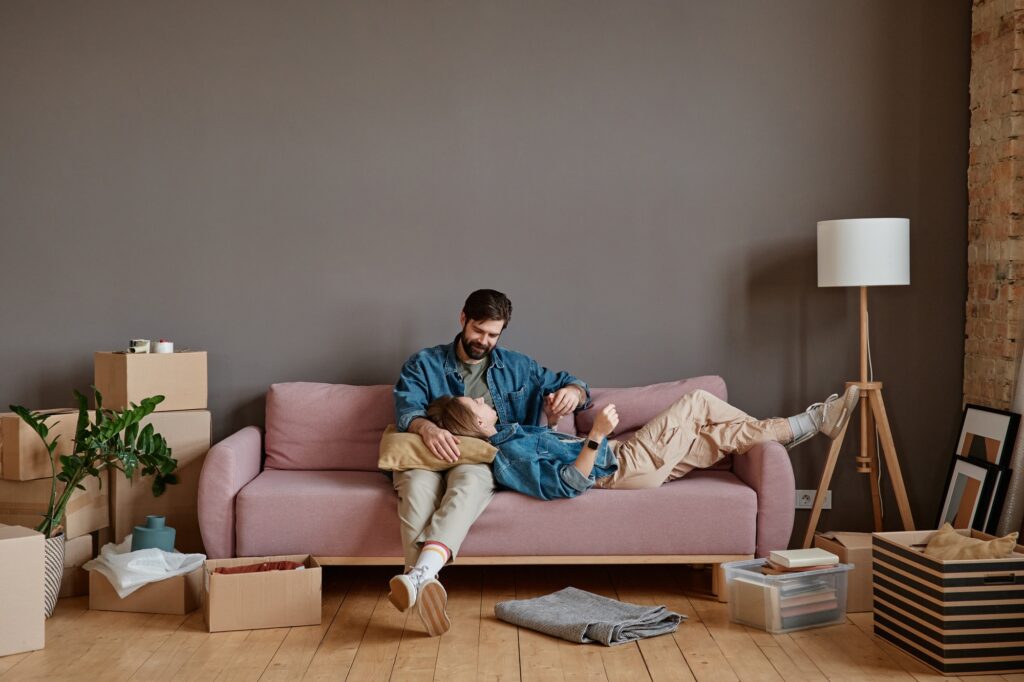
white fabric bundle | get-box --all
[83,535,205,598]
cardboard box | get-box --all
[93,526,112,554]
[89,566,202,614]
[1,409,89,481]
[204,555,321,632]
[0,524,45,656]
[0,471,109,539]
[94,351,207,412]
[59,532,95,598]
[814,531,873,612]
[110,410,211,554]
[872,529,1024,675]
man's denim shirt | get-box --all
[394,335,592,432]
[489,424,618,500]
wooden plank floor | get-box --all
[2,565,1023,681]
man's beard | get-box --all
[460,334,493,360]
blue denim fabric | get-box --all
[488,424,618,500]
[394,335,591,432]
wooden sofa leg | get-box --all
[711,563,728,603]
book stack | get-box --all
[766,549,843,630]
[762,547,839,574]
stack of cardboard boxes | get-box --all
[0,351,210,603]
[1,349,323,634]
[0,409,109,598]
[87,351,210,613]
[94,350,211,556]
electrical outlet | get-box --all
[795,489,832,510]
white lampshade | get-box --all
[817,218,910,287]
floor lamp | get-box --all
[801,218,917,548]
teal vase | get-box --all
[131,515,176,552]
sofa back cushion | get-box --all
[576,375,733,471]
[265,382,394,471]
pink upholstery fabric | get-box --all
[203,375,794,560]
[577,375,733,470]
[732,441,796,558]
[264,383,394,471]
[553,412,576,435]
[197,426,263,559]
[234,469,757,557]
[236,470,402,557]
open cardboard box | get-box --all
[203,554,322,632]
[814,531,873,612]
[94,351,207,412]
[89,566,202,614]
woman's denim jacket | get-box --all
[488,424,618,500]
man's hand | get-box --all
[417,421,461,463]
[591,404,619,439]
[544,386,584,422]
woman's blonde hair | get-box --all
[426,396,483,437]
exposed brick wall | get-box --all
[966,0,1024,408]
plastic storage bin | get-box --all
[724,558,852,634]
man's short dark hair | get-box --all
[463,289,512,328]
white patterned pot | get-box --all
[43,533,65,618]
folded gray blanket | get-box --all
[494,587,685,646]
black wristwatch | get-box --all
[584,439,601,450]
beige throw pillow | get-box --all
[923,523,1019,560]
[377,424,497,472]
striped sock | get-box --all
[414,542,450,583]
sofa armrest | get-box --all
[732,441,795,558]
[198,426,263,559]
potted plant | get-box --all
[10,387,178,617]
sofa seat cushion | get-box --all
[463,470,756,556]
[236,470,402,557]
[235,469,756,558]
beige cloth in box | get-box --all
[377,424,496,471]
[924,523,1019,560]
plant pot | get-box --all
[43,533,66,618]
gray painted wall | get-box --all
[0,1,969,537]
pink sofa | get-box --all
[198,375,795,589]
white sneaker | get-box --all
[416,579,451,637]
[816,386,860,439]
[785,386,860,451]
[388,566,428,612]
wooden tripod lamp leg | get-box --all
[801,416,852,548]
[868,390,915,530]
[865,402,883,532]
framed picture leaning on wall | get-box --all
[956,404,1020,468]
[936,457,1002,532]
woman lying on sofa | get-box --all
[424,386,859,500]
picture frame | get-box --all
[981,467,1012,535]
[936,457,1001,532]
[956,404,1020,468]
